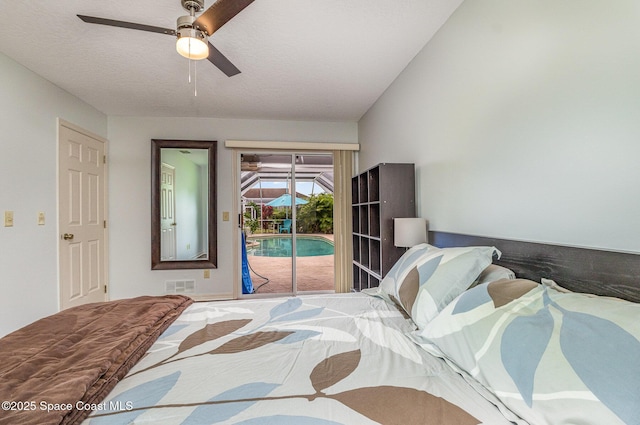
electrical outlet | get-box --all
[4,211,14,227]
[203,269,210,279]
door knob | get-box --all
[62,233,74,240]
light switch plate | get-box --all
[222,211,230,221]
[203,269,211,279]
[4,211,14,227]
[38,212,45,225]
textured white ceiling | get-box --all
[0,0,462,121]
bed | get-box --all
[1,232,639,425]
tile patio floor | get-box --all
[244,234,335,293]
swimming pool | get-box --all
[247,236,334,257]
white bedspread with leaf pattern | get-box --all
[83,294,517,425]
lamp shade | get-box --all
[394,218,427,248]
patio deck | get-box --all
[245,234,335,293]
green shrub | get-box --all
[297,193,333,234]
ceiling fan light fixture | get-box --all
[176,14,209,60]
[176,27,209,60]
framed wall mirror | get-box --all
[151,139,217,270]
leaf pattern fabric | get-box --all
[182,383,280,425]
[87,372,181,425]
[363,243,499,328]
[501,307,554,407]
[555,302,640,424]
[414,280,640,425]
[310,350,361,394]
[178,319,251,354]
[84,294,515,425]
[330,386,479,425]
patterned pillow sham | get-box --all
[472,264,516,287]
[412,279,640,425]
[540,277,574,293]
[363,243,499,328]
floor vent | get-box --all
[165,280,196,294]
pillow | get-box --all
[540,277,574,293]
[412,279,640,425]
[472,264,516,287]
[363,243,499,328]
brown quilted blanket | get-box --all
[0,295,193,425]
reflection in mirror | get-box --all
[160,148,208,261]
[151,140,217,270]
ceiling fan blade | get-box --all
[78,13,241,77]
[208,42,241,77]
[77,15,176,36]
[193,0,255,36]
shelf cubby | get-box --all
[351,177,359,205]
[360,237,370,268]
[352,206,360,234]
[360,269,370,291]
[359,205,368,235]
[369,239,381,276]
[353,265,361,291]
[369,203,380,237]
[369,276,381,288]
[368,166,379,202]
[358,175,368,203]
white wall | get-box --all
[0,52,356,336]
[0,53,108,336]
[107,117,357,300]
[359,0,640,253]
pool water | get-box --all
[247,236,334,257]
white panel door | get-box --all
[59,122,107,309]
[160,164,177,260]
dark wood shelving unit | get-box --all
[351,163,415,291]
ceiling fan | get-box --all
[78,0,254,77]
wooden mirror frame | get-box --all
[151,139,217,270]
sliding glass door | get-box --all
[239,151,334,295]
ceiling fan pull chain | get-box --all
[194,61,198,96]
[188,44,192,83]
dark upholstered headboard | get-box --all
[429,231,640,303]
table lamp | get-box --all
[394,218,427,248]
